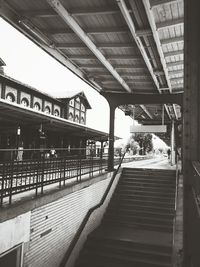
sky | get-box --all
[0,18,134,139]
[0,18,167,148]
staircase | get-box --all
[74,168,176,267]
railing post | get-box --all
[63,156,66,186]
[35,158,39,197]
[59,157,62,188]
[79,150,82,182]
[9,159,14,205]
[41,157,45,194]
[0,162,5,206]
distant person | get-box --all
[17,141,24,161]
[167,148,171,159]
[50,146,57,158]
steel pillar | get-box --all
[183,0,200,266]
[108,103,116,171]
[170,120,175,165]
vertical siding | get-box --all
[24,177,112,267]
[67,171,121,267]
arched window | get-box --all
[69,99,74,106]
[21,97,29,107]
[69,112,73,121]
[75,115,79,122]
[81,103,85,112]
[6,93,15,102]
[33,102,41,111]
[44,106,51,114]
[54,109,59,117]
[81,116,85,124]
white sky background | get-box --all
[0,18,133,139]
[0,18,167,148]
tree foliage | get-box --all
[132,133,153,155]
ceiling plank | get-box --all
[22,6,128,17]
[68,54,141,60]
[156,17,184,30]
[164,50,184,57]
[47,0,132,93]
[168,69,183,75]
[167,60,184,67]
[170,77,183,82]
[56,42,135,49]
[161,36,184,45]
[45,26,129,35]
[150,0,182,8]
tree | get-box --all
[133,133,153,155]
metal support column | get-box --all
[108,104,116,171]
[184,0,200,266]
[170,120,175,165]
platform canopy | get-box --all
[0,99,111,141]
[0,0,183,125]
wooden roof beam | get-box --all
[164,49,184,57]
[140,105,153,119]
[47,0,132,93]
[107,55,141,60]
[136,29,152,37]
[150,0,182,8]
[68,54,141,60]
[116,0,160,90]
[143,0,178,119]
[101,92,183,106]
[156,17,184,30]
[80,64,146,69]
[161,36,184,45]
[56,42,136,49]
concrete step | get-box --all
[118,181,175,191]
[122,174,175,182]
[104,213,173,226]
[88,236,172,254]
[109,197,174,208]
[122,168,175,176]
[115,188,175,198]
[81,248,171,265]
[107,207,174,219]
[121,177,175,186]
[102,219,173,233]
[76,250,171,267]
[113,193,175,203]
[108,202,174,214]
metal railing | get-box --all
[0,148,134,206]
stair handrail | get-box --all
[59,152,127,267]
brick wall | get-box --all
[23,173,115,267]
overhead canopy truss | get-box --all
[0,0,183,125]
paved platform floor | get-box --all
[122,155,176,170]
